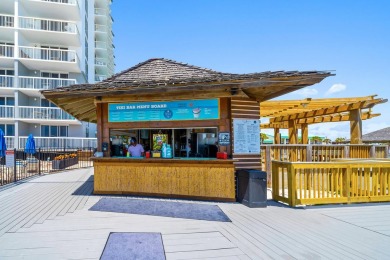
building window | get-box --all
[0,124,15,135]
[0,96,14,105]
[0,69,14,75]
[41,72,68,79]
[41,125,68,137]
[41,99,57,108]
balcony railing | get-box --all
[95,8,109,16]
[5,136,15,149]
[0,75,14,88]
[0,105,15,118]
[19,46,78,63]
[19,76,76,90]
[95,58,107,66]
[37,0,78,5]
[18,106,75,120]
[95,75,107,82]
[95,24,107,32]
[0,15,14,27]
[19,136,97,149]
[95,41,107,49]
[0,45,14,58]
[19,16,78,34]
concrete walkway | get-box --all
[0,168,389,259]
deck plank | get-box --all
[0,168,390,259]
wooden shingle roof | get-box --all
[41,58,333,122]
[362,127,390,143]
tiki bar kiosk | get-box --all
[42,58,331,201]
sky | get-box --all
[111,1,390,141]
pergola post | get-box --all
[301,123,309,161]
[301,123,309,144]
[350,109,362,144]
[288,119,298,161]
[274,128,280,160]
[274,128,280,144]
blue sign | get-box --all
[108,99,220,122]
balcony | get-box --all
[21,0,80,21]
[0,75,14,88]
[0,105,15,118]
[5,136,15,149]
[19,76,76,90]
[0,15,15,42]
[19,16,80,46]
[0,44,14,67]
[18,106,78,123]
[95,75,107,82]
[19,46,81,73]
[94,8,109,25]
[19,136,97,149]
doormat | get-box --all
[100,232,165,260]
[90,198,231,222]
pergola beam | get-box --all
[261,112,381,129]
[269,99,386,123]
[260,95,378,117]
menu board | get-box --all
[233,119,260,154]
[108,99,219,122]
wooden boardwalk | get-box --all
[0,168,389,259]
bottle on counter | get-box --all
[166,144,172,158]
[162,143,167,158]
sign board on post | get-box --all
[218,132,230,146]
[6,150,14,168]
[108,99,220,122]
[233,119,260,154]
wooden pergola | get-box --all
[260,95,387,144]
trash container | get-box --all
[236,170,267,208]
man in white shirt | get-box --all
[128,137,145,157]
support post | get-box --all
[274,128,280,144]
[14,148,16,182]
[288,120,298,161]
[350,109,362,144]
[370,145,376,158]
[301,123,309,145]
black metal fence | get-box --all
[0,148,94,187]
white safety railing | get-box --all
[19,46,78,63]
[95,58,107,66]
[38,0,78,5]
[95,75,107,82]
[0,15,14,27]
[95,41,107,49]
[0,75,14,88]
[0,44,14,57]
[19,136,97,149]
[19,76,75,90]
[95,24,107,32]
[19,16,78,34]
[5,136,15,149]
[18,106,75,120]
[94,8,109,16]
[0,105,14,118]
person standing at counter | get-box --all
[128,137,145,157]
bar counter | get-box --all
[91,157,236,201]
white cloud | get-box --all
[363,122,390,135]
[297,88,318,97]
[309,122,350,141]
[326,83,346,96]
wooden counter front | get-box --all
[92,158,236,201]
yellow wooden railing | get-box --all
[272,160,390,207]
[262,144,389,187]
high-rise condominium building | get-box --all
[0,0,114,149]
